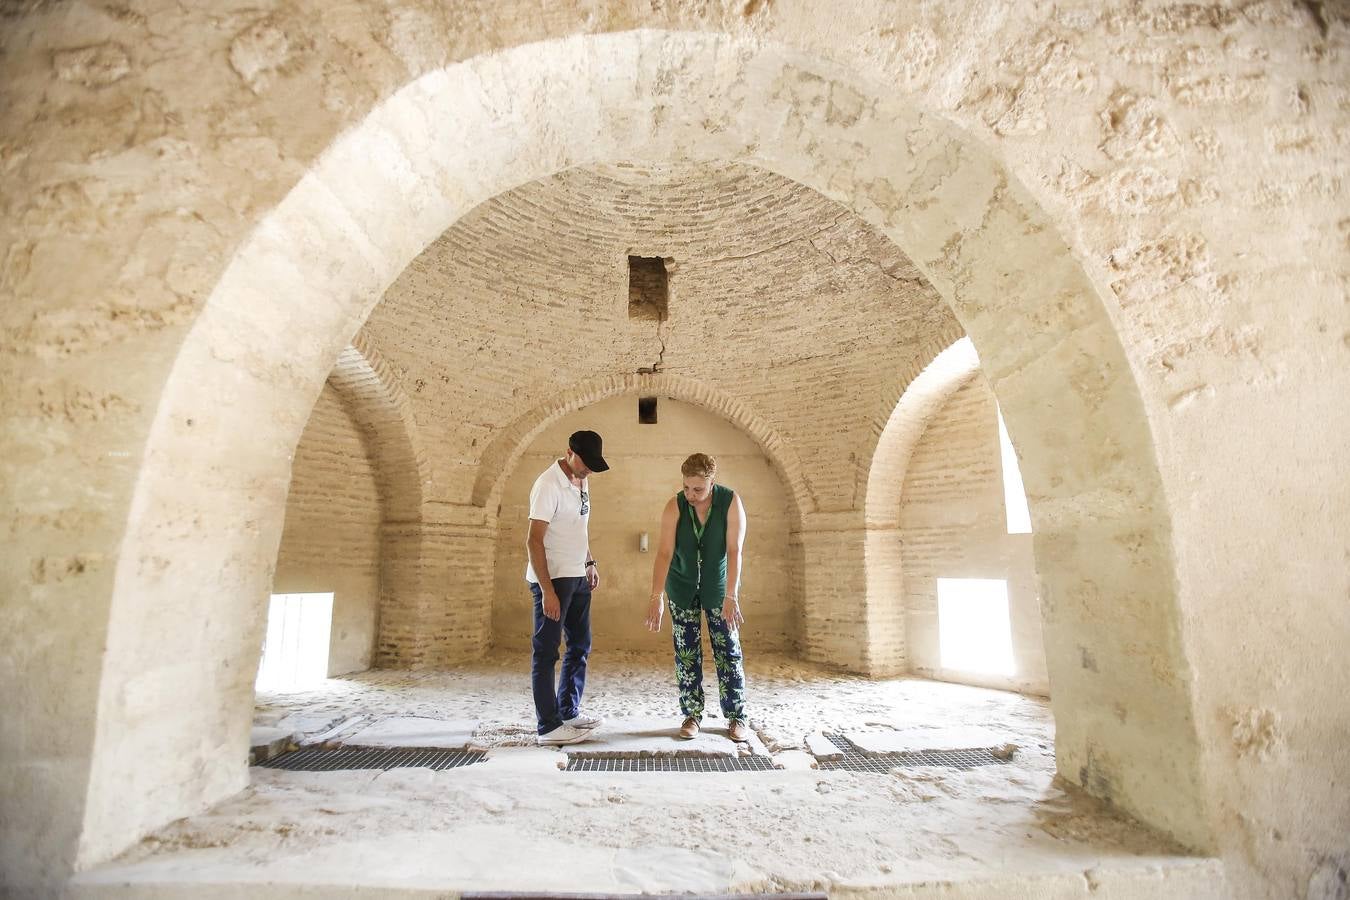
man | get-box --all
[526,429,609,746]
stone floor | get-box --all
[69,652,1223,899]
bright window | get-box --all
[255,592,334,691]
[937,577,1015,676]
[997,408,1032,534]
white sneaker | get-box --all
[564,713,603,730]
[537,723,592,746]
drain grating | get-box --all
[258,746,486,771]
[462,893,826,900]
[566,754,777,772]
[816,733,1008,772]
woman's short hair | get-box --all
[681,453,717,479]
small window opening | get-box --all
[628,255,668,320]
[638,396,659,424]
[937,578,1015,677]
[997,407,1032,534]
[256,592,334,692]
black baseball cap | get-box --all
[568,430,609,473]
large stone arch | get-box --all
[326,331,428,526]
[374,372,816,668]
[82,29,1209,867]
[320,332,438,670]
[478,377,811,654]
[851,337,984,678]
[864,337,983,531]
[472,372,813,526]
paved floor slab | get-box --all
[248,726,295,765]
[249,725,293,747]
[482,747,568,773]
[805,732,842,759]
[773,750,817,771]
[275,712,347,735]
[343,716,478,748]
[301,714,367,745]
[844,726,1010,754]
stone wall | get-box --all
[2,6,1346,897]
[273,384,381,676]
[492,395,796,654]
[899,378,1047,696]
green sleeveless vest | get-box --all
[666,484,734,611]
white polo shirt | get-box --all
[524,460,590,583]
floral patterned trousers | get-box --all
[669,601,747,722]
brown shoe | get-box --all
[728,720,750,743]
[678,717,700,739]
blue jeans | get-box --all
[530,576,592,735]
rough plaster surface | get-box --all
[1,4,1346,898]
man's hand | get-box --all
[542,589,562,622]
[645,595,664,632]
[721,595,744,630]
[586,564,600,591]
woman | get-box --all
[645,453,750,741]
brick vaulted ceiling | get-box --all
[362,162,962,512]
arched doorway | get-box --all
[86,31,1206,867]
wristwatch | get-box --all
[585,559,597,568]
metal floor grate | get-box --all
[462,893,826,900]
[566,754,777,772]
[258,746,486,771]
[816,733,1008,772]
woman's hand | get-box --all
[645,594,665,632]
[721,594,744,629]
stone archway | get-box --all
[481,382,809,654]
[852,337,984,677]
[373,372,816,666]
[321,332,447,668]
[863,337,983,531]
[473,372,813,524]
[83,30,1208,867]
[327,331,429,527]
